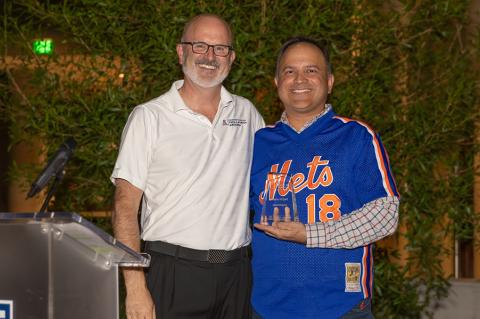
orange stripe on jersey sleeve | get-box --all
[362,246,369,299]
[369,245,374,296]
[371,135,395,196]
[333,116,395,196]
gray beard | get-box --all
[182,64,228,88]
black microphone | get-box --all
[27,137,77,198]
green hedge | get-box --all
[1,1,478,318]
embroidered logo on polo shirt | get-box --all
[223,119,247,127]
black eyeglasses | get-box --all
[180,41,234,57]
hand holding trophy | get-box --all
[260,172,299,225]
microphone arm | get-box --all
[27,137,76,199]
[38,168,65,214]
[26,137,77,214]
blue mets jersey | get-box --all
[250,108,398,318]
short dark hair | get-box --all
[275,36,332,77]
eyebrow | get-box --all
[280,65,294,71]
[281,64,320,70]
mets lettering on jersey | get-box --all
[259,156,339,224]
[250,108,398,319]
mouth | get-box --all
[291,88,312,94]
[196,62,218,70]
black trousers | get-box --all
[146,249,252,319]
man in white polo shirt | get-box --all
[111,14,264,319]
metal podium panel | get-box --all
[51,226,118,319]
[0,223,50,318]
[0,212,149,319]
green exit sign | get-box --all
[33,39,54,55]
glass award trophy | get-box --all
[260,172,299,225]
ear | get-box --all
[229,50,236,65]
[327,74,335,94]
[274,76,278,87]
[176,44,184,65]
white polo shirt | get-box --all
[111,80,265,250]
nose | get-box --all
[205,46,216,60]
[294,72,306,83]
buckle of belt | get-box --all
[146,241,244,264]
[207,249,237,263]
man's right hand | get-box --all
[126,285,156,319]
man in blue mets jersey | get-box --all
[250,37,400,318]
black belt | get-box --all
[145,241,250,264]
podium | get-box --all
[0,212,150,319]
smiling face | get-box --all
[275,42,334,117]
[177,15,235,88]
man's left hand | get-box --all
[254,221,307,244]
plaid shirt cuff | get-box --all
[304,196,399,249]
